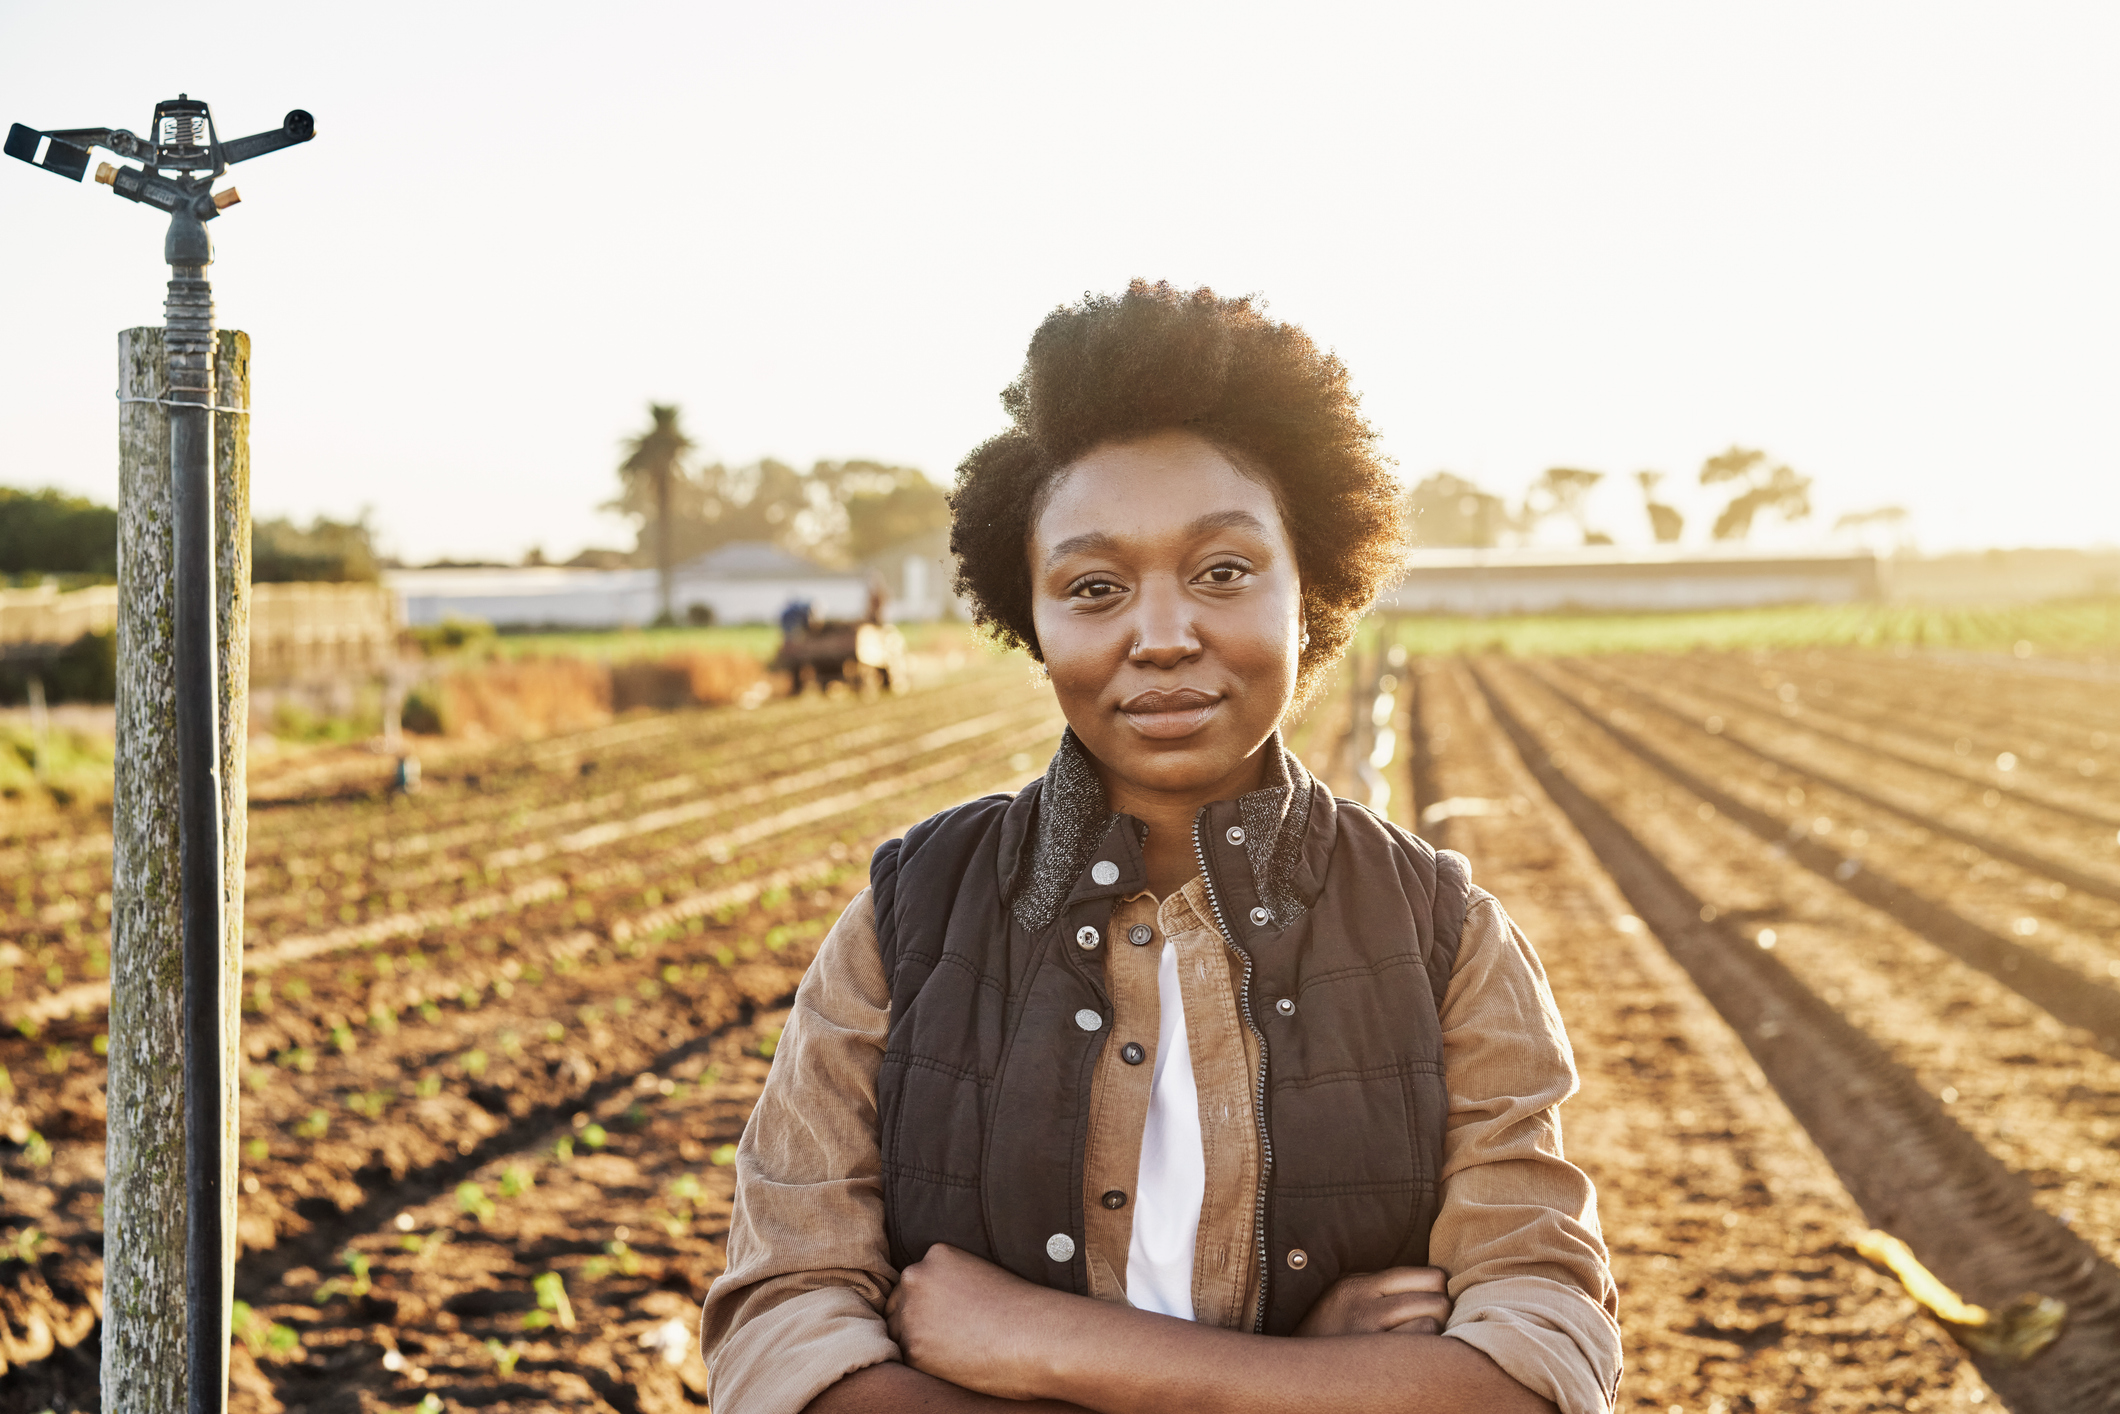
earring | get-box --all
[1299,627,1311,651]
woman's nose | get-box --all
[1127,588,1201,666]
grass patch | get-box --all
[0,722,115,810]
[1368,597,2120,659]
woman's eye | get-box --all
[1070,577,1123,599]
[1201,564,1249,585]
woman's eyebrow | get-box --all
[1044,511,1271,572]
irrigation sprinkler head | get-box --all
[6,94,314,265]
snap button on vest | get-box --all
[1091,860,1119,886]
[1275,996,1296,1017]
[1101,1190,1128,1210]
[1047,1233,1076,1261]
[1121,1041,1146,1065]
[1074,1008,1103,1032]
[1286,1248,1309,1271]
[1226,825,1246,845]
[1249,906,1271,926]
[1128,924,1153,946]
[1076,925,1101,950]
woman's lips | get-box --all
[1120,689,1221,740]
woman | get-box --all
[701,282,1622,1413]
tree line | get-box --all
[1407,448,1907,550]
[0,485,381,582]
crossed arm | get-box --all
[804,1244,1556,1414]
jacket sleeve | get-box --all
[700,889,903,1414]
[1430,889,1624,1414]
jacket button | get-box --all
[1102,1190,1128,1210]
[1275,997,1296,1017]
[1091,860,1119,886]
[1046,1233,1076,1261]
[1121,1041,1146,1065]
[1128,924,1153,946]
[1226,825,1246,845]
[1249,906,1271,927]
[1076,925,1101,950]
[1286,1248,1309,1270]
[1074,1009,1103,1032]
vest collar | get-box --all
[1002,726,1324,933]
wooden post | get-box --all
[106,326,249,1409]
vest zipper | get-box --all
[1192,810,1274,1334]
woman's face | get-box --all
[1029,430,1303,799]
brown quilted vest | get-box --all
[868,737,1469,1334]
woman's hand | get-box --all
[885,1244,1070,1398]
[1295,1266,1453,1337]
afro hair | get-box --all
[948,279,1408,705]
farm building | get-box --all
[860,525,971,622]
[1379,546,1880,616]
[387,540,870,630]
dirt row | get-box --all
[1407,659,1990,1411]
[0,660,1061,1408]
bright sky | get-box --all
[2,2,2115,564]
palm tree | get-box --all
[619,404,694,625]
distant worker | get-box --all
[779,598,814,640]
[865,574,887,627]
[702,281,1621,1414]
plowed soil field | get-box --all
[3,642,2115,1412]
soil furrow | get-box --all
[1523,662,2120,1053]
[1469,658,2120,1412]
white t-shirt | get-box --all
[1124,938,1207,1320]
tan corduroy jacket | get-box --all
[702,880,1623,1414]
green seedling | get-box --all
[370,1006,398,1035]
[8,1227,46,1263]
[484,1337,523,1375]
[411,1395,443,1414]
[581,1123,608,1150]
[329,1022,356,1054]
[283,978,311,1001]
[543,1021,565,1042]
[244,1066,274,1095]
[461,1048,489,1079]
[500,1164,534,1199]
[418,1001,441,1023]
[585,1239,643,1280]
[668,1174,706,1205]
[552,1135,574,1163]
[245,1138,271,1164]
[313,1248,372,1303]
[456,1181,496,1224]
[415,1073,442,1099]
[232,1300,299,1358]
[91,1032,107,1055]
[275,1046,316,1074]
[756,1027,782,1059]
[43,1043,70,1074]
[295,1110,329,1140]
[523,1270,576,1331]
[709,1143,737,1167]
[20,1131,52,1167]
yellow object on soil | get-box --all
[1856,1229,2066,1362]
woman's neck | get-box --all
[1094,747,1273,899]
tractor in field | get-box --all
[773,599,908,695]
